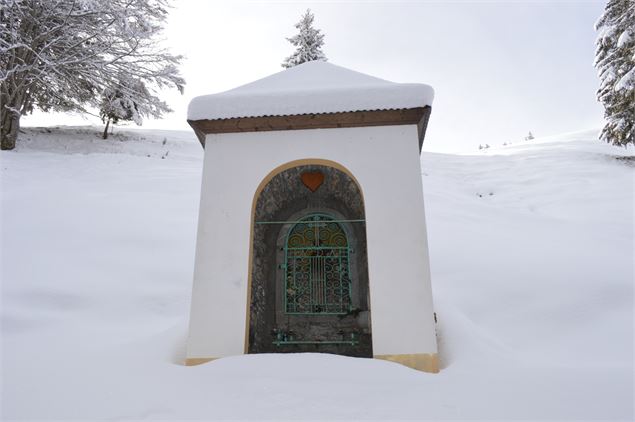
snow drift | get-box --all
[1,127,632,420]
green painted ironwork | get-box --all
[255,219,365,225]
[273,340,358,346]
[273,330,358,346]
[283,213,352,315]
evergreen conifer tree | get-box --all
[282,9,327,69]
[594,0,635,147]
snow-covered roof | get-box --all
[187,61,434,121]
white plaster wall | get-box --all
[186,125,437,359]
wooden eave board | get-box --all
[188,106,431,152]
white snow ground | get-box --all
[1,126,633,421]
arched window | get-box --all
[284,213,352,314]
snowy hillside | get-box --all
[1,126,633,420]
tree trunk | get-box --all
[0,107,20,151]
[102,118,110,139]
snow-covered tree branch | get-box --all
[0,0,185,150]
[594,0,635,147]
[99,73,171,139]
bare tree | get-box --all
[0,0,184,150]
[99,73,172,139]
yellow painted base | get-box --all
[185,354,439,373]
[185,357,217,366]
[374,353,439,373]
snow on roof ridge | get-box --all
[187,61,434,121]
[222,61,394,94]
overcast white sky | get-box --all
[23,0,607,152]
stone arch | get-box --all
[246,160,372,357]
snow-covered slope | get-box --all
[1,126,632,420]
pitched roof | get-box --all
[187,61,434,121]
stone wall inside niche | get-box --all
[248,164,372,357]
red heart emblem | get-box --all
[301,171,324,192]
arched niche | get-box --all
[247,161,372,357]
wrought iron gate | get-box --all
[284,214,352,314]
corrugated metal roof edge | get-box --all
[188,106,432,154]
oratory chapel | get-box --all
[185,61,438,372]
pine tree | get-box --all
[0,0,184,150]
[282,9,327,69]
[594,0,635,147]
